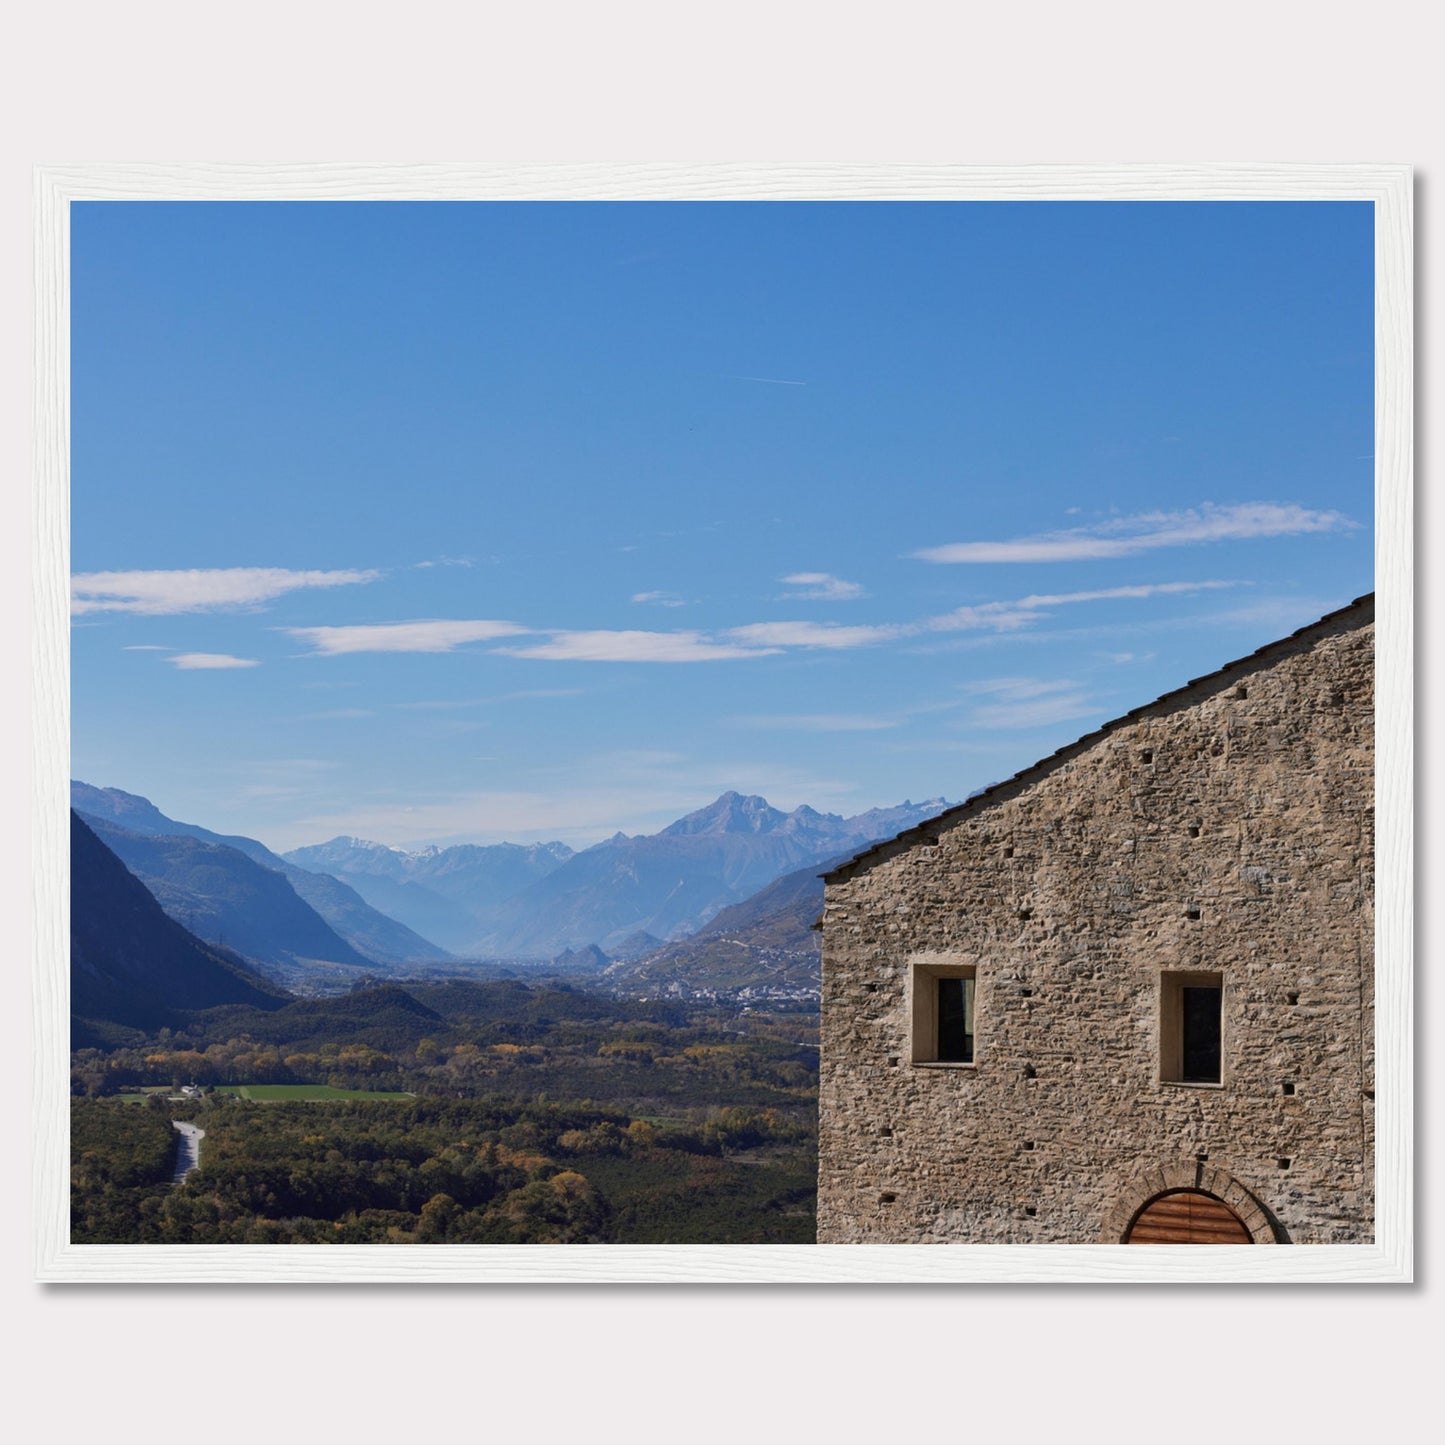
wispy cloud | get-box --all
[73,567,380,615]
[921,603,1044,634]
[282,756,860,849]
[779,572,866,602]
[727,621,905,650]
[393,698,491,712]
[285,619,531,655]
[498,630,780,663]
[729,713,901,732]
[913,503,1355,564]
[393,688,586,712]
[285,793,612,849]
[729,582,1239,653]
[1011,582,1241,607]
[167,653,260,670]
[1190,597,1346,632]
[221,757,339,805]
[970,694,1103,729]
[414,556,474,570]
[631,591,688,608]
[281,580,1242,667]
[922,582,1236,635]
[964,677,1081,701]
[962,677,1103,730]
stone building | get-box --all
[817,595,1373,1244]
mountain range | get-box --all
[283,834,574,954]
[71,781,952,993]
[285,791,951,959]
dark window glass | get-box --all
[1181,986,1222,1082]
[938,977,974,1062]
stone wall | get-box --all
[817,601,1374,1244]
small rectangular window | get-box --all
[910,963,977,1065]
[1160,971,1224,1085]
[1180,986,1221,1081]
[937,976,975,1062]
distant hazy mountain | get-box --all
[690,851,841,947]
[81,815,385,980]
[604,847,857,995]
[464,791,952,959]
[294,869,482,955]
[607,794,982,995]
[71,812,287,1042]
[551,943,610,972]
[72,782,450,965]
[282,835,575,953]
[607,930,664,960]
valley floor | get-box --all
[71,978,819,1245]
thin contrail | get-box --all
[732,375,807,386]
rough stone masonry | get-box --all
[817,596,1374,1244]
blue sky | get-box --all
[70,200,1374,851]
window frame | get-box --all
[1159,969,1225,1087]
[909,961,978,1068]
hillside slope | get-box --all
[71,811,287,1042]
[73,782,451,964]
[81,815,382,980]
[603,849,855,995]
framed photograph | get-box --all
[34,164,1412,1282]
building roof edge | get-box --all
[821,592,1375,885]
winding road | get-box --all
[171,1121,205,1183]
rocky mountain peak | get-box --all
[662,791,788,838]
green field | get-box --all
[214,1084,415,1101]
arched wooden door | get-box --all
[1125,1190,1254,1244]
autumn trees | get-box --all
[71,1091,816,1245]
[71,978,820,1244]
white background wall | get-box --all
[1,5,1437,1440]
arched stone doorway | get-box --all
[1125,1190,1252,1244]
[1099,1160,1279,1243]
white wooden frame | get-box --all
[33,164,1412,1283]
